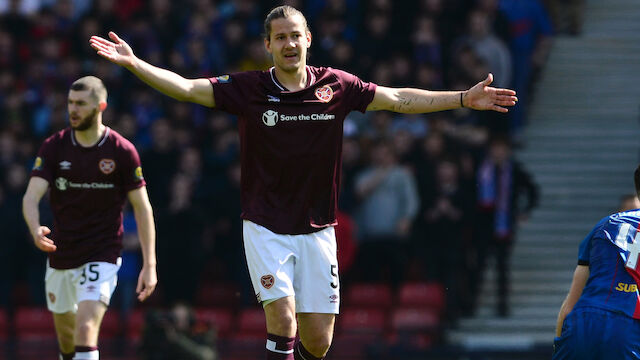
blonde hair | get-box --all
[70,76,107,103]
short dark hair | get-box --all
[263,5,309,40]
[634,165,640,199]
[70,76,107,103]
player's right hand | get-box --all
[89,31,136,68]
[33,226,56,252]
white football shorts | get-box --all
[45,258,121,314]
[243,220,340,314]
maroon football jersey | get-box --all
[31,127,146,269]
[209,66,377,234]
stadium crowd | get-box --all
[0,0,556,355]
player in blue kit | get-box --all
[554,166,640,359]
[89,5,517,360]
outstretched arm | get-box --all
[127,186,157,302]
[23,177,56,252]
[90,31,215,107]
[555,265,588,337]
[366,73,517,113]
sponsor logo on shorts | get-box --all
[86,285,97,293]
[48,292,56,303]
[314,85,334,103]
[329,294,339,304]
[99,159,116,174]
[260,274,275,289]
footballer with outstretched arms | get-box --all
[89,5,516,360]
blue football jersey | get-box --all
[575,210,640,319]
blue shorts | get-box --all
[553,307,640,360]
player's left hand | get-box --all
[463,73,518,113]
[136,265,157,302]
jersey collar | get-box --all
[71,126,110,148]
[269,66,315,92]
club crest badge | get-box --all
[314,85,333,103]
[260,275,275,289]
[99,159,116,174]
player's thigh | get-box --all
[294,226,339,314]
[243,220,297,303]
[297,312,336,345]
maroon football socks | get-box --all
[294,341,324,360]
[266,333,295,359]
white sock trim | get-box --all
[73,350,99,360]
[266,339,294,354]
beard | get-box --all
[71,108,98,131]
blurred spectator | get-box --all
[353,140,419,288]
[618,194,640,212]
[544,0,584,35]
[499,0,553,139]
[141,302,218,360]
[421,158,473,324]
[472,136,539,316]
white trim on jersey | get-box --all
[70,126,110,147]
[269,66,316,92]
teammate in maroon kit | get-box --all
[89,6,516,360]
[22,76,157,360]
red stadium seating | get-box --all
[397,282,445,314]
[338,307,386,334]
[195,307,234,337]
[344,283,393,309]
[0,308,8,340]
[100,310,122,338]
[390,307,441,350]
[237,307,266,335]
[126,309,145,341]
[15,307,55,338]
[195,283,240,308]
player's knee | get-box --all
[303,333,332,357]
[75,319,98,340]
[269,311,296,335]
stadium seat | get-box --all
[100,309,122,338]
[391,307,440,332]
[390,307,441,350]
[15,307,55,338]
[195,282,240,308]
[237,307,266,335]
[344,283,393,309]
[397,282,445,314]
[195,307,234,337]
[0,308,8,340]
[126,309,145,341]
[338,307,387,334]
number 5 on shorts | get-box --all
[330,265,338,289]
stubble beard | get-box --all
[71,108,98,131]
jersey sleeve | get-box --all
[30,136,57,183]
[332,68,377,113]
[208,72,252,115]
[578,216,609,265]
[118,140,146,193]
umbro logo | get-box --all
[59,160,71,170]
[267,95,281,103]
